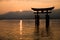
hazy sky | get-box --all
[0,0,60,14]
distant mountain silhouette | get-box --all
[50,9,60,19]
[0,11,34,19]
[0,9,60,19]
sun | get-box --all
[20,10,23,12]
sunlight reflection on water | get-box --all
[20,20,22,35]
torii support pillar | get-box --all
[31,7,54,36]
[46,12,50,35]
[35,11,39,33]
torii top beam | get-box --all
[31,7,54,13]
[32,7,54,11]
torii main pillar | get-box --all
[31,7,54,36]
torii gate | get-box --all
[31,7,54,36]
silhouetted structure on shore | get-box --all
[31,7,54,38]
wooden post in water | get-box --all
[45,10,50,36]
[35,11,40,33]
[31,9,40,40]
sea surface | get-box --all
[0,19,60,40]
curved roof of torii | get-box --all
[31,7,54,11]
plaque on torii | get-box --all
[31,7,54,36]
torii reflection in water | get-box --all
[31,7,54,40]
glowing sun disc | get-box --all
[20,10,23,12]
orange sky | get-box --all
[0,0,60,14]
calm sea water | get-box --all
[0,19,60,40]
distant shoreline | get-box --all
[0,18,60,20]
